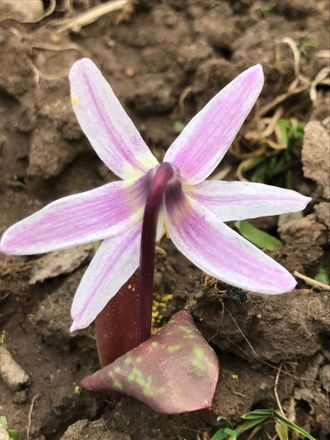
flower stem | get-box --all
[138,162,174,344]
[95,271,140,367]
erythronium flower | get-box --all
[0,59,311,333]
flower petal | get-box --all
[0,178,147,255]
[69,58,158,179]
[164,65,264,184]
[156,207,165,241]
[187,180,312,221]
[165,192,296,294]
[70,224,141,331]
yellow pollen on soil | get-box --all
[151,293,174,333]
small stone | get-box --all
[60,418,130,440]
[314,202,330,230]
[319,365,330,393]
[125,67,136,77]
[13,390,28,404]
[29,244,94,285]
[17,107,37,133]
[0,427,9,440]
[0,346,30,391]
[28,99,85,178]
[278,215,327,246]
[302,119,330,198]
[0,0,43,22]
[127,79,175,115]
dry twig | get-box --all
[274,362,285,416]
[27,394,40,440]
[256,37,329,119]
[55,0,129,33]
[294,271,330,291]
[31,41,87,56]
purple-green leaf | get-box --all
[82,310,219,414]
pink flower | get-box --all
[0,59,310,331]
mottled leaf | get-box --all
[82,310,219,414]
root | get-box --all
[54,0,130,33]
[26,394,40,440]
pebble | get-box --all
[0,346,30,391]
[0,427,9,440]
[0,0,43,22]
[319,365,330,393]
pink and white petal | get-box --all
[69,58,158,179]
[165,194,296,294]
[70,224,141,331]
[186,180,312,221]
[0,177,148,255]
[156,207,165,241]
[164,65,264,184]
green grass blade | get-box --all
[211,427,237,440]
[235,221,283,251]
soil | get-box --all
[0,1,329,439]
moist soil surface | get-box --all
[0,1,329,439]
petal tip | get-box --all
[0,230,14,255]
[249,63,264,84]
[303,195,313,207]
[271,271,297,295]
[291,192,312,212]
[70,309,86,332]
[0,234,6,253]
[70,320,80,332]
[254,63,264,71]
[238,64,264,93]
[69,57,96,81]
[286,273,297,292]
[0,225,35,256]
[70,310,88,332]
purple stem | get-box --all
[138,162,174,344]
